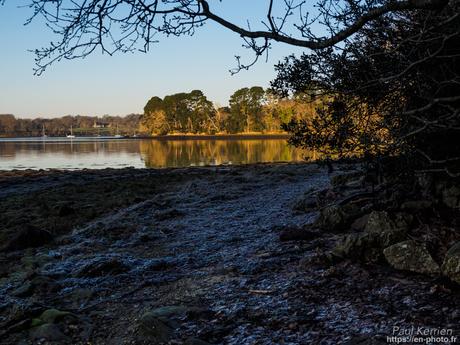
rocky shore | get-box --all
[0,163,459,344]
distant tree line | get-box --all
[0,114,142,137]
[1,87,322,137]
[142,87,321,135]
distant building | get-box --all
[93,121,110,128]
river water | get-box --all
[0,137,305,170]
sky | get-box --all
[0,1,311,118]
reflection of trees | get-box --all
[1,139,306,168]
[139,139,304,168]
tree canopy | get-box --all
[5,0,450,74]
[141,87,320,135]
[271,1,460,177]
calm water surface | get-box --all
[0,138,305,170]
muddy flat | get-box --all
[0,164,458,345]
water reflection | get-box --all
[0,138,304,170]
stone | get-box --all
[350,214,369,231]
[138,305,209,342]
[184,338,212,345]
[76,258,129,277]
[365,211,407,247]
[330,171,363,188]
[330,233,380,262]
[29,323,68,342]
[154,208,184,221]
[279,227,318,242]
[441,185,460,209]
[138,312,176,343]
[57,203,76,217]
[315,205,346,231]
[11,281,34,297]
[293,193,318,212]
[400,200,432,210]
[39,309,73,324]
[441,242,460,284]
[383,240,440,275]
[3,225,53,251]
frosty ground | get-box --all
[0,163,458,344]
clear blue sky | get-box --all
[0,1,311,118]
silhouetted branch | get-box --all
[1,0,451,73]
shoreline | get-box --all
[0,133,290,141]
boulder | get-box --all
[31,308,77,328]
[330,233,381,262]
[350,214,369,231]
[330,171,363,188]
[279,227,318,242]
[138,311,176,343]
[139,305,209,343]
[400,200,432,210]
[76,258,129,278]
[441,185,460,209]
[316,200,367,232]
[57,203,76,217]
[315,205,346,231]
[441,242,460,284]
[39,309,73,324]
[364,211,407,247]
[184,338,212,345]
[2,225,53,251]
[293,193,318,212]
[383,240,440,275]
[29,323,68,342]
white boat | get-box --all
[114,124,123,138]
[41,124,48,138]
[67,125,76,138]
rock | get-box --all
[29,323,68,342]
[2,225,53,251]
[31,308,76,328]
[154,208,184,221]
[57,203,75,217]
[383,240,440,275]
[279,227,318,242]
[293,193,318,212]
[139,305,209,342]
[316,202,364,232]
[315,205,346,231]
[441,242,460,284]
[400,200,432,210]
[11,281,34,297]
[350,214,369,231]
[331,212,412,262]
[184,338,212,345]
[330,233,380,262]
[39,309,73,324]
[76,258,129,277]
[138,312,176,343]
[364,211,407,247]
[71,288,94,303]
[441,185,460,209]
[330,171,363,188]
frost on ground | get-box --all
[0,164,458,345]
